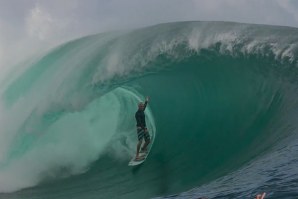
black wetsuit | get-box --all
[135,101,148,129]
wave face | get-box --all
[0,21,298,199]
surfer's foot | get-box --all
[135,156,144,161]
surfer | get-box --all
[135,96,151,160]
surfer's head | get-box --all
[138,102,145,110]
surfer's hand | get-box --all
[146,96,150,102]
[255,193,266,199]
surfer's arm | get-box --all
[255,193,266,199]
[143,96,149,111]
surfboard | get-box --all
[128,152,148,166]
[128,129,155,166]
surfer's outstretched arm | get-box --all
[143,96,149,111]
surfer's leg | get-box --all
[136,140,142,158]
[136,128,144,158]
[141,130,151,152]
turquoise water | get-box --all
[0,21,298,198]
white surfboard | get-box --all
[128,129,155,166]
[128,152,148,166]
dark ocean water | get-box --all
[0,21,298,199]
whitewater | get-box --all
[0,21,298,199]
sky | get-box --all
[1,0,298,69]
